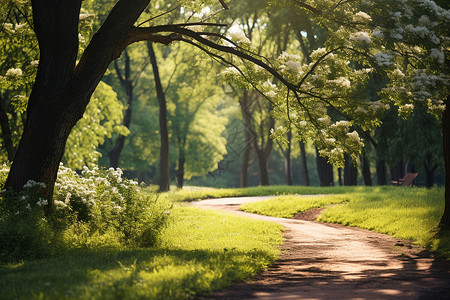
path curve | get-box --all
[193,197,450,300]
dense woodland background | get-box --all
[0,0,447,190]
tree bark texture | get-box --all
[239,90,252,188]
[361,152,372,186]
[344,154,357,186]
[5,0,152,200]
[109,50,133,168]
[0,96,16,162]
[147,42,170,192]
[315,147,333,186]
[252,103,274,186]
[284,130,293,185]
[423,154,437,189]
[176,148,185,189]
[439,97,450,230]
[376,159,387,185]
[299,140,310,186]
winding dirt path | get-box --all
[193,197,450,300]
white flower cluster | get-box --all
[374,52,394,67]
[5,68,23,78]
[354,11,372,22]
[227,26,251,44]
[430,48,445,64]
[350,31,371,44]
[327,77,351,88]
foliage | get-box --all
[63,82,129,169]
[221,0,449,167]
[0,164,172,261]
[0,206,283,299]
[0,2,127,169]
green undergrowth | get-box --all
[239,186,450,257]
[0,206,283,299]
[160,185,371,202]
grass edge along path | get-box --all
[0,206,283,300]
[239,186,450,257]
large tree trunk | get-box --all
[439,99,450,230]
[299,140,310,186]
[147,42,170,192]
[109,50,133,168]
[0,96,16,161]
[5,0,152,201]
[315,147,333,186]
[344,154,357,186]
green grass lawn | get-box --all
[159,185,368,202]
[0,206,283,299]
[238,186,450,257]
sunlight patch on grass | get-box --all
[235,186,448,256]
[240,194,351,218]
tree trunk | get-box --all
[316,147,333,186]
[299,140,310,186]
[5,0,152,200]
[439,98,450,230]
[0,96,16,162]
[338,168,343,186]
[284,130,293,185]
[109,50,133,168]
[240,139,251,187]
[147,42,170,192]
[361,152,372,186]
[176,148,185,189]
[239,90,252,187]
[256,150,270,186]
[253,107,274,186]
[344,154,357,186]
[376,159,387,185]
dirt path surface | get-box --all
[193,197,450,300]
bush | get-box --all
[0,164,172,261]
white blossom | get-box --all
[374,52,394,67]
[228,26,251,44]
[372,28,384,39]
[286,60,301,72]
[350,31,371,44]
[6,68,23,77]
[328,77,351,88]
[36,198,48,206]
[430,48,445,64]
[346,131,361,143]
[354,11,372,22]
[278,51,301,61]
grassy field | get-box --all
[159,185,368,202]
[0,206,283,299]
[238,186,450,256]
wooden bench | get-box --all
[391,172,418,187]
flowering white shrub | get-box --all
[0,163,172,260]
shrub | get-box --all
[0,164,172,261]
